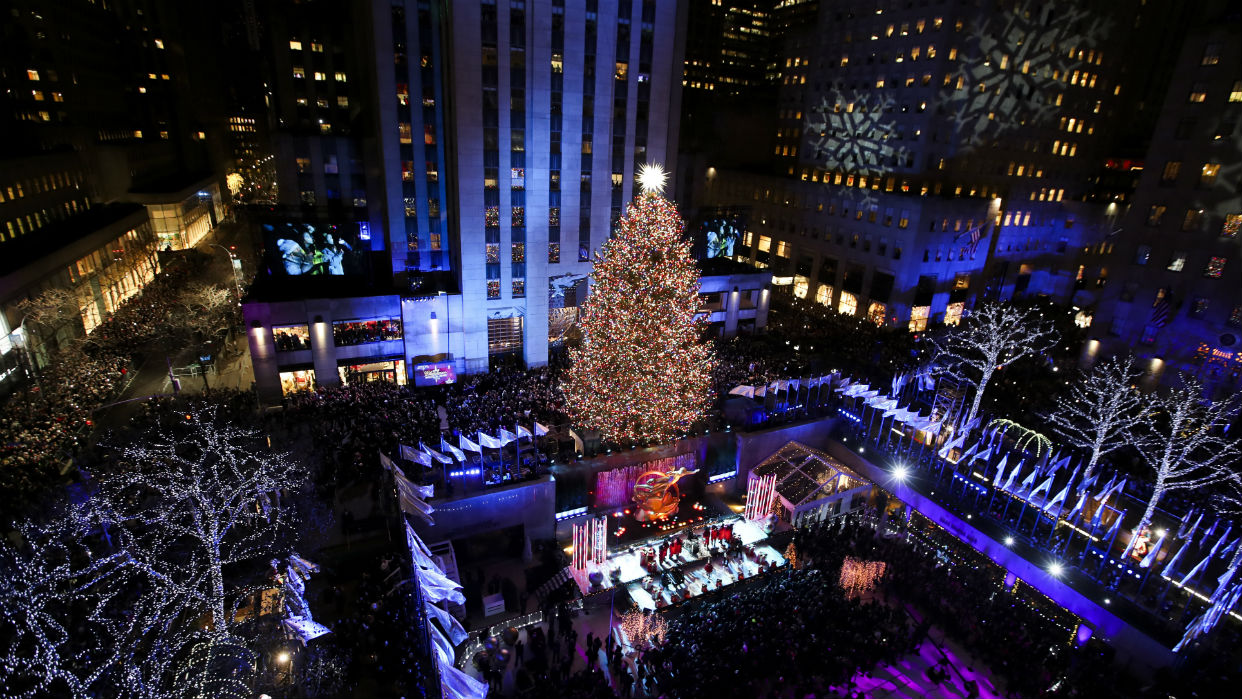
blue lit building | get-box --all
[244,0,688,403]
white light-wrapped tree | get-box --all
[0,513,140,698]
[931,302,1060,430]
[1210,473,1242,583]
[1043,354,1145,480]
[98,405,304,635]
[1126,377,1242,558]
[85,404,306,696]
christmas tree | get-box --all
[784,541,799,570]
[564,171,715,444]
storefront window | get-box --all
[909,305,930,332]
[332,319,403,346]
[944,302,964,326]
[273,324,311,351]
[338,359,407,386]
[816,284,833,307]
[867,301,886,326]
[837,292,858,316]
[793,275,809,299]
[279,369,316,395]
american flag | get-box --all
[1150,288,1172,327]
[958,225,985,257]
[968,227,984,257]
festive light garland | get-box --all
[619,608,667,651]
[563,192,715,443]
[839,556,887,600]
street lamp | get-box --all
[210,243,243,302]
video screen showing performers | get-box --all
[698,210,746,260]
[262,222,367,276]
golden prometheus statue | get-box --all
[632,466,698,521]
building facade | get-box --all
[245,0,688,402]
[0,0,228,388]
[687,0,1178,330]
[1091,18,1242,394]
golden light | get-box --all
[636,162,667,194]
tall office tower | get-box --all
[262,1,373,217]
[0,0,228,391]
[244,0,687,401]
[691,0,1176,331]
[1091,12,1242,394]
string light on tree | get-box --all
[784,541,799,570]
[839,557,887,600]
[1042,354,1145,481]
[1124,376,1241,560]
[563,189,715,443]
[931,302,1059,432]
[619,609,667,651]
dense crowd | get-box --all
[0,251,237,511]
[0,349,130,509]
[490,515,1139,699]
[444,361,567,438]
[332,320,404,347]
[278,357,571,495]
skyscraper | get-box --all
[244,0,687,401]
[1090,12,1242,394]
[688,0,1178,330]
[0,0,228,389]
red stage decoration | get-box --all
[839,556,887,600]
[745,472,778,522]
[594,453,696,508]
[572,515,608,571]
[562,191,715,443]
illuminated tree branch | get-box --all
[1128,377,1242,556]
[1042,354,1145,480]
[931,302,1060,430]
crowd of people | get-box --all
[0,251,238,512]
[485,514,1141,699]
[0,349,131,509]
[332,320,404,347]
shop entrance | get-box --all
[337,359,406,386]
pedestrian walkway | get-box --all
[837,635,1004,699]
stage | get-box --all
[568,515,786,607]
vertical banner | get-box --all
[745,472,777,522]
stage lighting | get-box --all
[1004,536,1014,546]
[893,466,908,482]
[1048,562,1064,577]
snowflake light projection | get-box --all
[947,0,1113,148]
[807,89,908,174]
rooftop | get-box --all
[0,203,146,277]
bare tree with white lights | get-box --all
[1043,354,1145,480]
[1126,377,1242,558]
[931,302,1060,430]
[97,404,305,636]
[0,511,191,699]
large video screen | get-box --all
[262,222,367,276]
[699,211,746,259]
[413,362,457,387]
